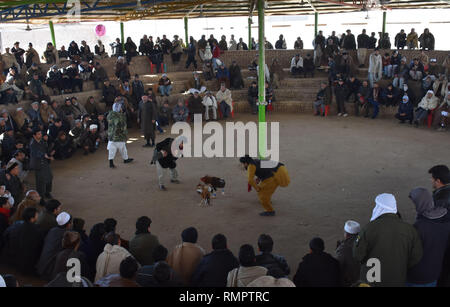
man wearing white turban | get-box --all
[353,193,423,287]
[106,103,133,168]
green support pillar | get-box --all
[248,17,252,50]
[382,11,386,38]
[49,20,56,48]
[257,0,266,159]
[184,17,189,47]
[120,22,125,54]
[314,12,318,38]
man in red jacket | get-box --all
[212,41,222,72]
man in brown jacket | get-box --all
[167,227,205,285]
[10,190,43,223]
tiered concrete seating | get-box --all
[7,49,434,118]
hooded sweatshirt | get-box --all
[418,91,439,110]
[227,265,268,287]
[95,243,133,282]
[407,187,450,284]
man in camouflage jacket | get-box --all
[106,102,133,168]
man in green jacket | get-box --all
[36,199,61,236]
[129,216,160,266]
[353,193,423,287]
[107,102,134,168]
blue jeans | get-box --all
[406,281,437,287]
[368,98,380,118]
[212,58,220,71]
[368,73,380,88]
[159,85,172,96]
[220,101,231,118]
[393,77,405,89]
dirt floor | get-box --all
[3,113,450,286]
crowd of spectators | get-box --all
[0,164,449,287]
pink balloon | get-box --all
[95,24,106,36]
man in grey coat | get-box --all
[137,95,157,147]
[29,129,54,199]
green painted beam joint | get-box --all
[314,12,318,38]
[248,17,252,50]
[120,22,125,54]
[49,20,56,48]
[184,16,189,48]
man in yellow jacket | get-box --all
[239,155,290,216]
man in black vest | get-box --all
[151,137,184,191]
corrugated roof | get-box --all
[0,0,448,23]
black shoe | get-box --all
[159,185,167,191]
[83,151,89,156]
[322,113,325,117]
[170,179,180,184]
[44,193,53,199]
[124,158,134,163]
[143,143,151,147]
[109,160,116,168]
[259,211,276,216]
[414,120,419,128]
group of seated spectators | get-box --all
[313,48,450,127]
[0,164,449,287]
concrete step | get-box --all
[232,100,398,117]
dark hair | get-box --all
[267,267,285,279]
[238,244,256,267]
[32,128,42,136]
[239,154,254,165]
[428,165,450,184]
[22,207,37,222]
[257,234,274,253]
[135,216,151,234]
[13,149,24,157]
[153,261,171,282]
[309,237,325,253]
[104,218,117,233]
[212,233,227,250]
[104,231,120,245]
[1,274,17,287]
[152,244,169,262]
[181,227,198,243]
[62,231,81,249]
[89,223,106,241]
[119,256,138,279]
[0,197,8,207]
[72,218,85,232]
[45,199,61,213]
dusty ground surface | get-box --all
[2,113,450,286]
